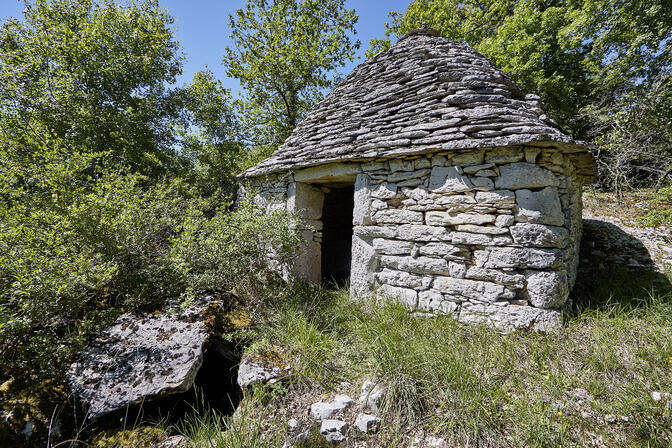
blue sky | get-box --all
[0,0,411,94]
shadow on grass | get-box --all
[570,218,672,313]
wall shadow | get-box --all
[570,218,672,312]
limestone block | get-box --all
[432,154,448,166]
[378,284,418,309]
[353,174,373,226]
[353,226,395,238]
[418,290,459,314]
[381,255,450,275]
[428,166,474,193]
[486,147,524,164]
[419,242,468,259]
[485,247,564,269]
[509,223,569,248]
[354,413,381,434]
[471,177,494,190]
[398,178,424,187]
[459,303,562,332]
[434,277,515,302]
[371,199,388,210]
[389,159,414,172]
[455,224,509,235]
[414,158,431,169]
[463,163,494,175]
[402,186,430,201]
[495,163,559,189]
[476,190,515,206]
[376,268,429,289]
[426,211,496,226]
[362,161,386,172]
[373,209,423,224]
[524,147,541,163]
[371,182,397,199]
[448,261,467,278]
[350,236,378,298]
[495,215,515,227]
[287,183,323,220]
[320,420,348,443]
[525,270,569,308]
[453,150,484,166]
[294,163,359,183]
[451,232,491,245]
[359,381,385,414]
[310,395,354,420]
[372,238,414,255]
[515,187,564,226]
[389,169,430,183]
[396,224,450,241]
[465,267,525,289]
[475,169,497,177]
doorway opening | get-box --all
[321,185,354,286]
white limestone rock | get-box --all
[448,261,467,279]
[396,224,450,242]
[380,255,450,275]
[485,247,564,269]
[459,303,562,332]
[455,224,509,235]
[451,232,491,245]
[433,277,516,302]
[378,284,418,309]
[525,270,569,308]
[354,413,381,435]
[310,395,354,420]
[510,223,569,248]
[389,159,414,172]
[359,381,386,414]
[426,211,496,226]
[463,163,494,174]
[515,187,564,226]
[350,235,378,297]
[495,214,515,227]
[418,242,467,259]
[428,166,474,193]
[475,190,515,206]
[495,163,559,189]
[353,174,373,226]
[376,268,430,289]
[372,238,414,255]
[465,267,525,289]
[373,209,424,224]
[354,226,396,238]
[320,419,348,443]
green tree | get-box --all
[0,0,187,183]
[223,0,360,151]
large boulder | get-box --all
[67,299,230,420]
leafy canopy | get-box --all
[224,0,360,150]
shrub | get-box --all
[0,174,301,382]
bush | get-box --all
[0,174,301,381]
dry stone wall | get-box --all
[241,144,584,331]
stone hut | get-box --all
[239,29,596,331]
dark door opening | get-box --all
[321,185,354,286]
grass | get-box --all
[223,280,672,447]
[583,187,672,227]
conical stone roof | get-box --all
[242,29,595,179]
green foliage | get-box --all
[0,0,187,180]
[223,0,360,148]
[171,196,302,305]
